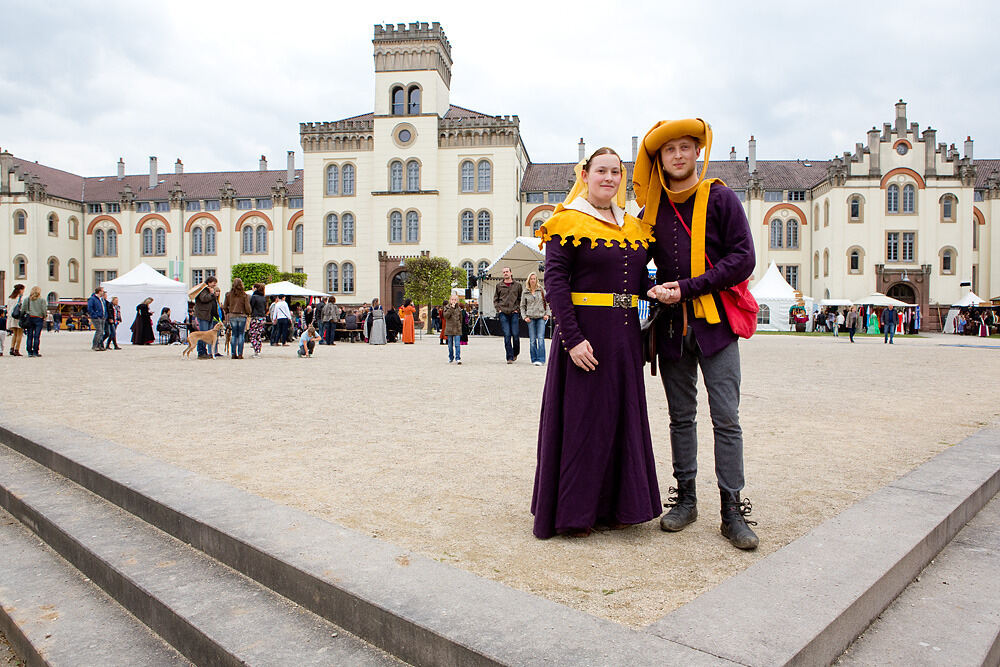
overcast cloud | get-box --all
[2,0,998,177]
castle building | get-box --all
[2,22,997,329]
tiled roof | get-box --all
[443,104,492,119]
[521,161,637,192]
[974,159,1000,188]
[11,157,86,201]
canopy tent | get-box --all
[944,289,990,333]
[264,281,328,297]
[853,292,910,307]
[819,298,854,307]
[102,263,189,344]
[479,236,546,316]
[749,262,814,331]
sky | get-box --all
[2,0,999,177]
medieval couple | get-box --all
[530,118,759,551]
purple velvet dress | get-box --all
[531,229,661,539]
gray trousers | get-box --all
[91,318,106,349]
[658,330,745,494]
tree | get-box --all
[403,256,467,330]
[277,272,308,287]
[232,263,279,288]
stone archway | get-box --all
[390,271,409,309]
[886,282,916,304]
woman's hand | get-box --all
[524,316,530,322]
[569,340,598,371]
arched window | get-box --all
[823,201,829,227]
[155,228,166,255]
[786,219,799,249]
[326,262,339,293]
[14,255,27,279]
[391,86,405,115]
[255,225,267,253]
[477,260,489,276]
[887,184,899,213]
[850,196,862,221]
[940,248,955,275]
[294,224,304,253]
[941,194,955,221]
[406,160,420,191]
[407,86,420,114]
[142,228,154,255]
[68,259,79,282]
[902,184,915,213]
[15,210,26,233]
[532,218,544,235]
[48,213,58,235]
[326,213,339,245]
[461,260,474,281]
[406,211,419,242]
[757,304,770,325]
[192,227,204,255]
[107,229,118,256]
[204,226,215,255]
[813,204,819,230]
[69,217,79,239]
[47,291,58,307]
[94,229,106,257]
[849,249,861,274]
[973,216,980,250]
[342,262,355,293]
[461,211,474,243]
[390,161,403,192]
[326,164,339,196]
[477,210,491,243]
[477,160,492,192]
[823,249,830,277]
[242,226,254,254]
[389,211,403,242]
[461,161,475,192]
[769,219,783,248]
[342,164,355,195]
[342,213,355,244]
[814,252,820,278]
[48,257,59,280]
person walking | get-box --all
[882,306,898,344]
[23,286,47,357]
[191,276,218,359]
[104,295,122,349]
[248,283,268,358]
[494,267,522,364]
[130,297,155,345]
[845,305,859,343]
[521,272,550,366]
[87,286,108,351]
[833,310,843,337]
[6,284,25,356]
[223,278,251,359]
[442,293,464,364]
[634,118,759,550]
[53,309,62,333]
[400,298,416,344]
[323,296,340,345]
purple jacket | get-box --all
[647,182,755,360]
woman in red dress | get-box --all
[400,298,416,344]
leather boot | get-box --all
[659,479,697,532]
[720,489,759,550]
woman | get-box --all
[248,283,268,358]
[399,298,417,344]
[157,307,181,344]
[6,284,25,356]
[223,278,252,359]
[531,147,660,539]
[521,272,550,366]
[845,305,860,343]
[24,286,47,357]
[366,298,387,345]
[131,297,155,345]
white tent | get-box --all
[749,262,814,331]
[944,289,988,333]
[102,263,189,344]
[479,236,545,315]
[853,292,909,307]
[264,281,328,297]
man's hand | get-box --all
[569,340,598,371]
[654,282,682,305]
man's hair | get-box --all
[206,276,218,285]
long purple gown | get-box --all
[531,231,661,538]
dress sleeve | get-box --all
[677,185,756,299]
[544,236,585,351]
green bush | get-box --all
[232,263,279,288]
[278,272,308,287]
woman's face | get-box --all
[583,154,622,204]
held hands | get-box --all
[569,340,598,371]
[647,282,682,305]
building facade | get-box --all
[2,22,997,328]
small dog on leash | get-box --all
[224,325,232,356]
[183,322,223,358]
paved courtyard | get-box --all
[5,329,1000,627]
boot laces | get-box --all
[664,486,680,509]
[735,498,757,526]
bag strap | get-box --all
[668,197,715,270]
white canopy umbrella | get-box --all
[819,298,854,307]
[853,292,909,307]
[264,281,328,297]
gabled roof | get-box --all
[974,159,1000,189]
[11,157,86,201]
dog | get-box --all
[224,324,232,356]
[182,322,223,358]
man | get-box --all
[103,294,122,350]
[191,276,218,359]
[271,295,292,345]
[634,118,759,550]
[87,287,107,351]
[493,266,522,364]
[882,306,898,344]
[323,296,340,346]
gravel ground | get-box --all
[0,630,23,667]
[4,329,999,628]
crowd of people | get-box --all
[954,306,998,336]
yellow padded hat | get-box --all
[632,118,713,226]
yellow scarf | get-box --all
[685,179,722,324]
[536,208,653,250]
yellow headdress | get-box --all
[553,152,628,216]
[632,118,713,224]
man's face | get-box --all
[502,268,512,280]
[449,295,458,306]
[659,136,701,183]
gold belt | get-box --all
[570,292,639,308]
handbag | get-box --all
[667,199,758,339]
[10,298,21,320]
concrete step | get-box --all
[0,445,403,666]
[836,493,1000,666]
[0,506,190,667]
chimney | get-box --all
[910,122,919,138]
[175,159,183,174]
[0,148,12,194]
[578,138,585,162]
[117,157,125,180]
[631,136,638,163]
[287,151,295,182]
[882,123,891,141]
[964,136,974,160]
[867,127,881,176]
[894,99,907,135]
[729,146,737,161]
[922,127,937,176]
[748,136,757,173]
[149,156,158,189]
[259,154,267,171]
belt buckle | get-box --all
[612,293,631,308]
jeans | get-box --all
[497,312,521,361]
[25,316,44,355]
[103,319,118,348]
[324,320,336,345]
[447,335,461,361]
[658,331,745,494]
[884,325,895,343]
[526,317,546,364]
[229,316,247,357]
[196,318,213,356]
[92,317,106,349]
[848,326,856,343]
[276,318,290,344]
